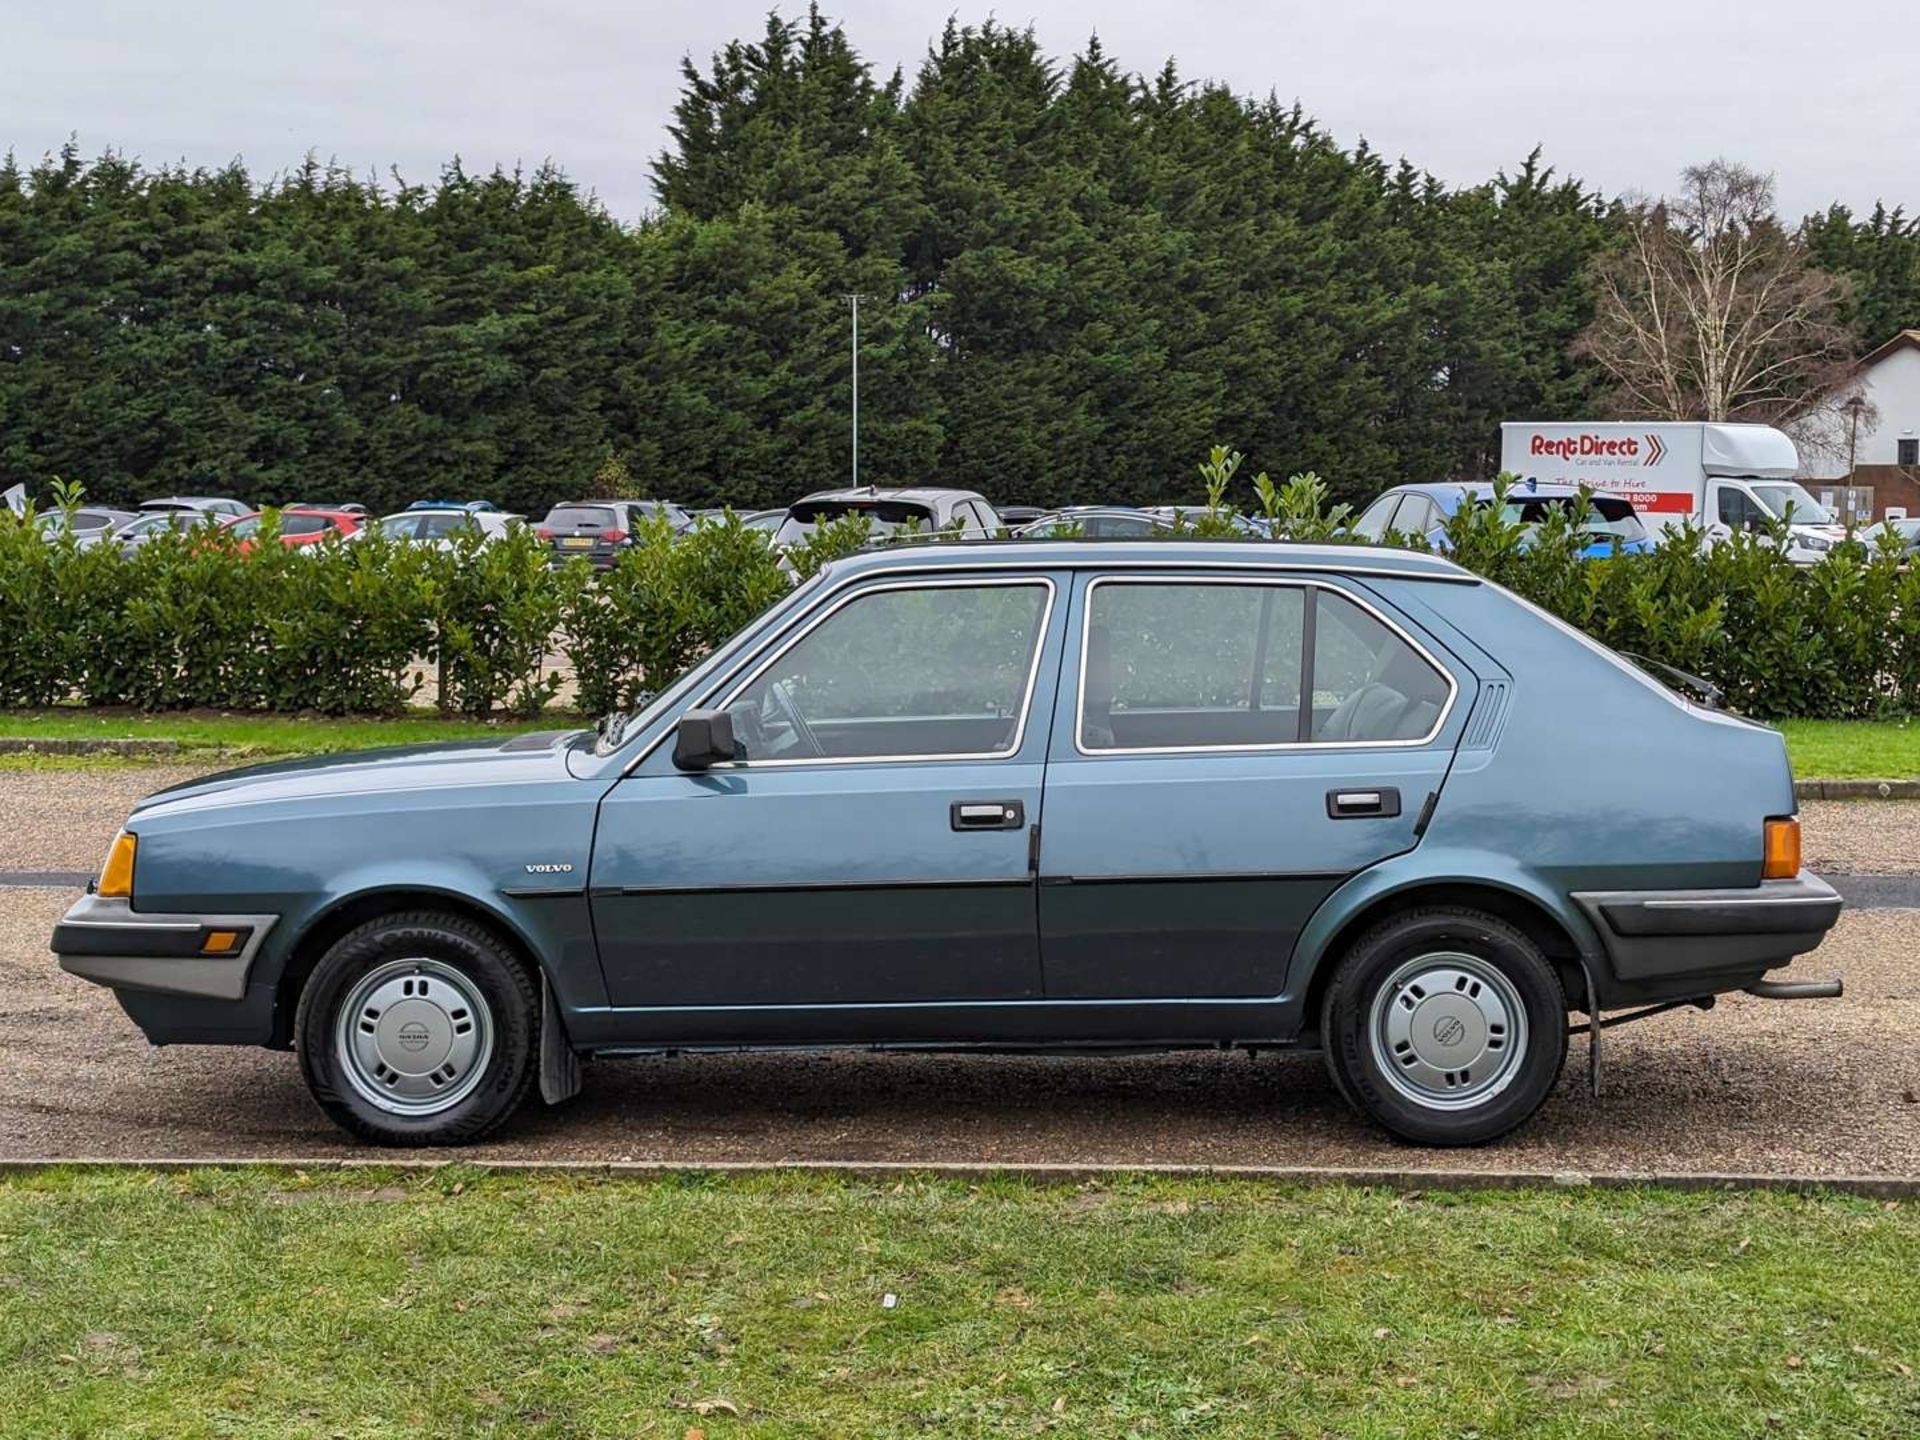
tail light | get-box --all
[1762,816,1800,879]
[535,527,554,541]
[601,527,629,543]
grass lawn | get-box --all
[0,707,568,764]
[0,1170,1914,1437]
[1775,719,1920,780]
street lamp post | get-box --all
[842,293,870,489]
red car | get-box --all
[222,508,363,552]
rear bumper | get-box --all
[1572,873,1842,997]
[51,893,280,1002]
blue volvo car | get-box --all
[52,542,1841,1146]
[1351,481,1656,557]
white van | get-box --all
[1499,422,1846,564]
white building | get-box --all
[1800,329,1920,517]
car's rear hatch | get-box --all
[543,504,624,561]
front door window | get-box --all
[725,581,1053,762]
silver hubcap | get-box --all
[1368,951,1527,1110]
[335,958,493,1116]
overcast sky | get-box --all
[6,1,1915,226]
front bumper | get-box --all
[1572,873,1842,996]
[51,893,280,1001]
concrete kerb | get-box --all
[0,1156,1913,1200]
[0,737,180,757]
[1796,778,1920,800]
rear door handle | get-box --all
[1326,788,1401,819]
[951,800,1024,831]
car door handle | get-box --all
[1326,788,1401,819]
[951,800,1024,831]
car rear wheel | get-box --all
[1321,906,1567,1146]
[295,911,538,1146]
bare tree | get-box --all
[1577,160,1859,425]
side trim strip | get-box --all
[1042,869,1350,886]
[501,886,587,899]
[611,876,1032,898]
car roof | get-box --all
[820,538,1477,583]
[795,487,986,506]
[1395,480,1609,502]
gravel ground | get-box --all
[0,765,215,872]
[1802,798,1920,876]
[2,885,1914,1174]
[3,770,1917,1172]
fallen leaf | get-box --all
[1373,1327,1391,1340]
[1051,1396,1067,1414]
[691,1399,739,1417]
[683,1429,705,1440]
[1785,1355,1804,1370]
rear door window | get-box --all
[1079,581,1452,752]
[1310,593,1452,743]
[1079,581,1307,751]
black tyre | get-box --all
[1321,906,1567,1146]
[295,910,539,1146]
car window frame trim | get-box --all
[1071,573,1459,758]
[615,553,1478,777]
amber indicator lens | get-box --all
[201,931,240,954]
[1762,817,1800,880]
[97,831,137,899]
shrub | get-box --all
[5,461,1920,724]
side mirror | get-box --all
[672,708,739,771]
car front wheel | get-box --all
[295,911,539,1145]
[1321,906,1567,1145]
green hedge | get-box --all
[4,458,1916,722]
[0,506,873,718]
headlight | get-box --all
[97,831,137,899]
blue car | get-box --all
[53,541,1840,1146]
[1352,481,1656,558]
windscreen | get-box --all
[1750,483,1834,526]
[775,500,935,547]
[1498,496,1648,542]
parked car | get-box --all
[138,495,251,520]
[1017,506,1269,539]
[222,508,364,551]
[994,505,1046,528]
[1017,506,1165,538]
[773,487,1001,550]
[36,507,139,548]
[367,505,522,548]
[55,539,1841,1147]
[537,500,692,568]
[116,509,226,551]
[740,508,787,537]
[1351,481,1655,557]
